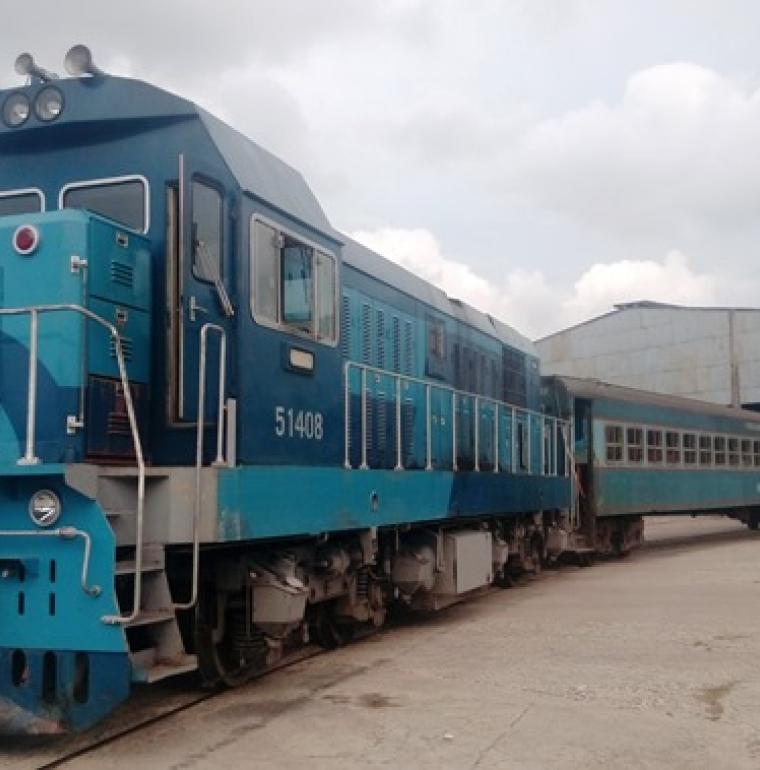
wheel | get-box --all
[530,538,543,574]
[749,514,759,531]
[196,594,268,688]
[311,604,355,649]
[495,570,518,588]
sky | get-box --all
[2,1,760,338]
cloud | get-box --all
[509,63,760,236]
[350,226,721,339]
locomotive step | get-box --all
[129,648,198,683]
[115,558,165,575]
[115,543,166,575]
[124,609,177,628]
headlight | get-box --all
[29,490,61,527]
[2,93,30,127]
[34,87,63,122]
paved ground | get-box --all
[4,516,760,769]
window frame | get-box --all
[0,187,45,214]
[59,174,150,234]
[605,424,624,463]
[249,213,338,348]
[626,426,644,464]
[665,431,682,465]
[646,428,664,464]
[683,433,697,465]
[190,176,225,285]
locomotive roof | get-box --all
[340,235,536,356]
[551,375,760,424]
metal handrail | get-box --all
[174,322,226,611]
[0,527,100,597]
[0,303,146,625]
[344,360,569,476]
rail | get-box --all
[0,304,145,625]
[174,322,226,611]
[343,361,570,477]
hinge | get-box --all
[70,255,88,274]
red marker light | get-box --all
[13,225,39,255]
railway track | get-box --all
[32,630,382,769]
[12,519,752,769]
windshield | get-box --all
[0,191,42,216]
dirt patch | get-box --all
[698,681,737,721]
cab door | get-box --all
[173,155,234,423]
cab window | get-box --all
[192,180,223,283]
[62,177,146,232]
[251,216,337,344]
[0,190,42,216]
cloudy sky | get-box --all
[3,1,760,338]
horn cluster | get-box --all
[64,45,104,78]
[14,53,59,83]
[12,45,105,84]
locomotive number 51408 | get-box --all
[274,406,324,440]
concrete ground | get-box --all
[4,515,760,769]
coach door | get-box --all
[168,155,234,423]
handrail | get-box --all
[174,322,226,611]
[344,360,570,477]
[0,303,144,625]
[0,527,100,597]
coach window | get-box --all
[714,436,726,466]
[626,427,643,463]
[699,435,713,466]
[0,189,43,216]
[753,441,760,467]
[683,433,697,465]
[192,180,223,283]
[665,431,681,465]
[728,437,740,466]
[62,177,147,232]
[605,425,623,463]
[741,439,752,467]
[647,429,663,464]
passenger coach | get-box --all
[547,376,760,554]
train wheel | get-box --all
[311,603,355,649]
[196,598,268,688]
[530,537,544,574]
[749,514,759,531]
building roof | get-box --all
[536,300,760,343]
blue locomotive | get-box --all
[0,47,571,733]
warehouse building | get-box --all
[536,301,760,409]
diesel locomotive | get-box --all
[0,47,571,733]
[1,47,758,736]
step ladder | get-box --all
[111,538,198,683]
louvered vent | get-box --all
[376,309,385,369]
[341,295,351,358]
[392,317,401,373]
[361,304,372,364]
[404,321,414,375]
[109,337,133,362]
[110,261,134,288]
